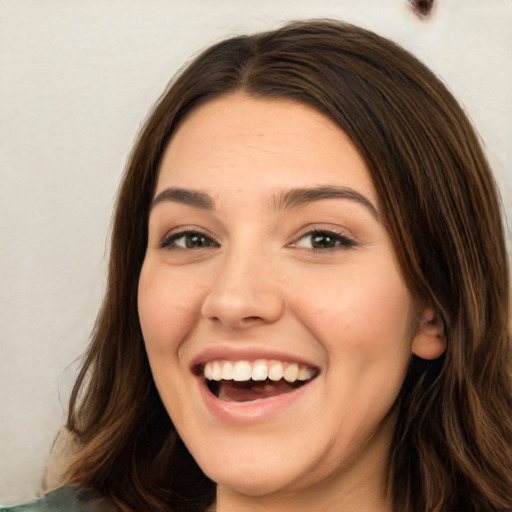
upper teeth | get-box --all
[203,360,315,383]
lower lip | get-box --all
[198,378,315,424]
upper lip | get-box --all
[190,346,320,373]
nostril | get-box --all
[241,315,266,325]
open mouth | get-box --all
[196,360,318,403]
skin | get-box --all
[138,93,444,511]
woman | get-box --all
[3,19,510,512]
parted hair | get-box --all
[66,20,511,512]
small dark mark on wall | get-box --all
[409,0,435,18]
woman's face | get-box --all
[138,93,429,504]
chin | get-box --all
[209,469,299,498]
[189,434,338,500]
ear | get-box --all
[411,307,447,360]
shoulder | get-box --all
[0,486,118,512]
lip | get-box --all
[197,374,317,424]
[190,346,320,423]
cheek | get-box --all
[300,262,412,357]
[137,261,203,354]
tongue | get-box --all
[218,380,296,402]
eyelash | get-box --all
[160,230,219,250]
[291,229,357,251]
[160,228,357,251]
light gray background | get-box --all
[1,0,511,505]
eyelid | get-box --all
[160,227,220,249]
[288,225,358,250]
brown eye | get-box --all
[293,230,357,250]
[409,0,435,18]
[161,231,219,250]
[311,233,340,249]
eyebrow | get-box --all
[274,185,379,221]
[151,187,215,210]
[150,185,379,221]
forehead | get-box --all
[155,93,376,205]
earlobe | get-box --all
[411,307,447,360]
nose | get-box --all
[201,247,285,330]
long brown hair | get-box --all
[66,20,511,512]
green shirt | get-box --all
[0,486,117,512]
